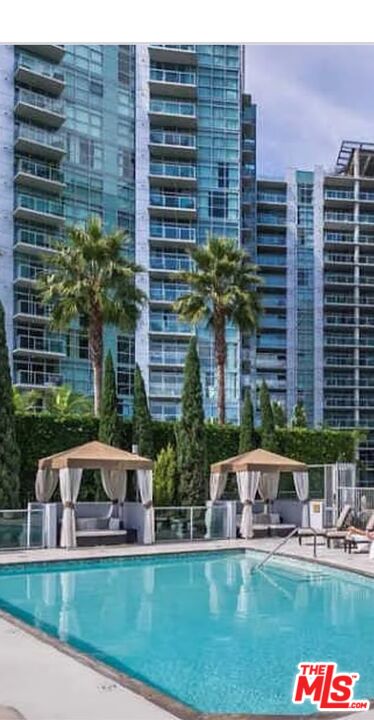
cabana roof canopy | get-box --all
[38,440,153,471]
[211,448,307,474]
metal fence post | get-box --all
[190,507,194,540]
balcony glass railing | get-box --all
[149,382,183,397]
[16,158,64,184]
[324,232,354,243]
[149,129,196,148]
[262,298,287,308]
[257,213,286,226]
[360,192,374,201]
[150,284,189,302]
[150,221,196,241]
[15,263,43,281]
[264,276,287,287]
[325,211,354,222]
[324,253,354,264]
[149,161,196,179]
[16,192,64,217]
[15,226,61,250]
[325,315,355,325]
[150,192,196,210]
[360,235,374,244]
[15,299,51,317]
[150,68,196,85]
[325,356,354,366]
[360,214,374,224]
[149,349,187,365]
[325,336,355,346]
[150,253,192,271]
[258,256,286,267]
[325,377,355,387]
[324,274,354,284]
[360,275,374,285]
[360,296,374,305]
[16,88,64,115]
[15,369,62,386]
[257,235,286,247]
[151,44,196,52]
[324,189,354,200]
[360,256,374,264]
[257,192,287,203]
[325,294,354,304]
[15,334,65,354]
[16,123,65,150]
[149,314,191,334]
[150,99,196,117]
[325,398,355,408]
[17,52,64,83]
[257,336,287,348]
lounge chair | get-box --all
[298,504,352,546]
[343,511,374,554]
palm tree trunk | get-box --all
[214,313,226,425]
[89,313,103,416]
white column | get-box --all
[0,46,15,356]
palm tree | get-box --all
[12,387,40,413]
[38,217,145,415]
[173,236,262,424]
[45,385,93,417]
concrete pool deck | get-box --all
[0,537,374,720]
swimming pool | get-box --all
[0,550,373,716]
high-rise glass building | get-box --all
[0,44,254,423]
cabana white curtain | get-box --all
[35,468,59,503]
[101,469,127,517]
[59,468,83,548]
[237,470,261,539]
[258,471,280,512]
[293,471,309,527]
[137,469,155,544]
[209,472,227,502]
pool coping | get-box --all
[0,543,373,720]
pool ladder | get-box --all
[250,526,319,574]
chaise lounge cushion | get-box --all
[76,517,109,531]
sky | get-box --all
[245,44,374,178]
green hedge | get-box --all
[15,414,358,506]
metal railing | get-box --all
[0,509,44,551]
[149,129,196,148]
[150,67,196,85]
[16,123,65,150]
[150,99,196,117]
[16,88,64,115]
[251,527,300,574]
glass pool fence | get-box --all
[155,504,227,542]
[0,508,44,551]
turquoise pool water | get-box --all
[0,551,373,715]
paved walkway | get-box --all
[0,538,373,719]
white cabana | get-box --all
[37,441,153,549]
[210,448,308,538]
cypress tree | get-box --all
[272,400,287,428]
[0,302,20,507]
[154,444,177,506]
[259,380,276,450]
[239,389,254,453]
[175,337,205,505]
[99,351,121,446]
[292,401,308,428]
[133,364,154,458]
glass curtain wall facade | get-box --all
[8,44,136,415]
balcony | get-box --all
[257,213,287,227]
[149,313,192,336]
[149,99,196,128]
[14,192,64,226]
[16,45,65,62]
[15,124,65,161]
[149,67,196,98]
[324,335,355,346]
[150,253,193,273]
[324,211,354,226]
[325,315,355,326]
[149,348,187,367]
[360,192,374,203]
[149,161,196,188]
[150,282,189,304]
[360,235,374,245]
[257,234,286,248]
[15,88,65,129]
[15,158,65,195]
[149,191,196,219]
[14,226,60,256]
[15,53,65,95]
[324,294,354,306]
[14,298,51,322]
[149,380,183,398]
[149,129,196,158]
[14,369,63,389]
[324,232,354,245]
[324,252,354,265]
[149,45,197,65]
[13,333,65,358]
[258,255,286,269]
[324,273,354,286]
[360,255,374,265]
[150,221,196,245]
[360,275,374,286]
[257,191,287,205]
[255,355,287,370]
[359,214,374,227]
[324,189,355,201]
[14,262,44,287]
